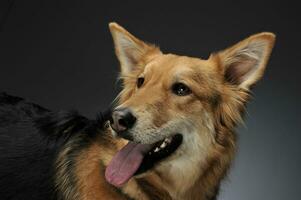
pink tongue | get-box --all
[105,141,152,187]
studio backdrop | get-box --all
[0,1,300,200]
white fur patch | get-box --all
[129,108,215,198]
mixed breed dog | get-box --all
[0,23,275,200]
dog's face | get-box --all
[116,54,217,143]
[105,23,275,189]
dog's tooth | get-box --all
[154,147,160,152]
[165,138,172,143]
[160,142,167,148]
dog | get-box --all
[0,22,275,200]
[105,23,276,200]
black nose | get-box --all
[110,108,136,133]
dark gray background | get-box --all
[0,0,300,199]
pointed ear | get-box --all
[109,22,161,76]
[215,33,276,90]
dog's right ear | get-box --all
[109,22,161,76]
[213,33,275,90]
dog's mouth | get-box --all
[105,134,183,187]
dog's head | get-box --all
[105,23,275,190]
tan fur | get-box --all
[57,23,275,200]
[76,143,121,200]
[55,135,84,200]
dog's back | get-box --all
[0,93,108,200]
[0,93,61,199]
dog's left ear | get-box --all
[214,33,276,90]
[109,22,161,76]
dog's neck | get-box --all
[122,153,231,200]
[121,130,236,200]
[109,130,234,200]
[122,169,219,200]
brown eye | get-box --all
[172,83,191,96]
[137,77,144,88]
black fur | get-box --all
[0,92,110,200]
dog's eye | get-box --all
[172,83,191,96]
[137,77,144,88]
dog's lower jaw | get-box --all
[123,133,214,200]
[133,131,231,200]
